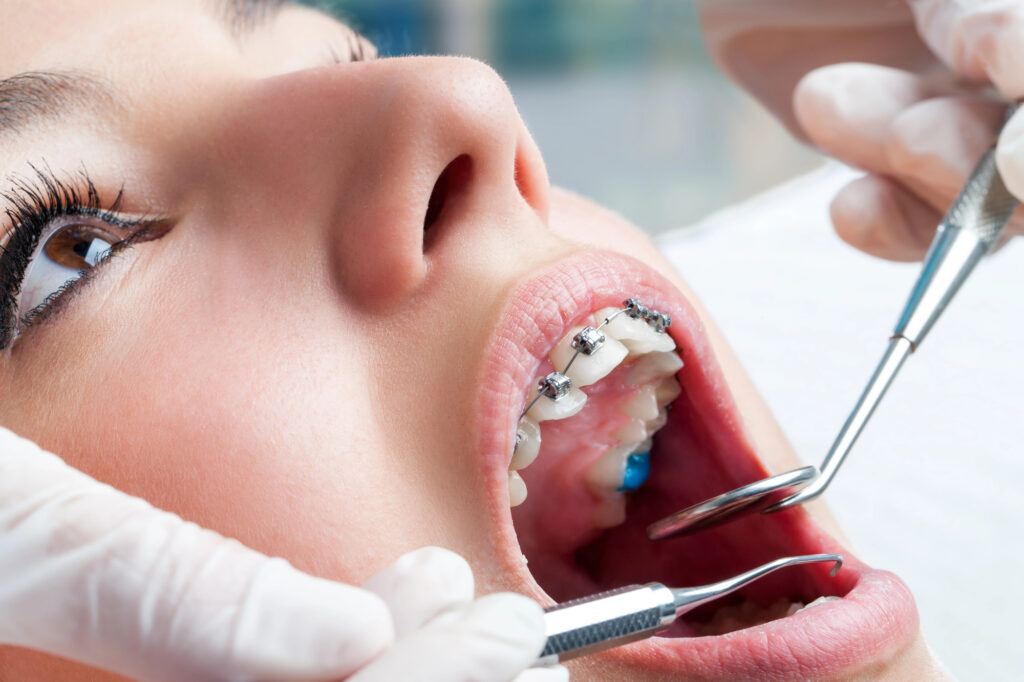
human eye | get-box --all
[0,166,161,349]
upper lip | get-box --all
[474,249,919,679]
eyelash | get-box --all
[329,30,376,65]
[0,166,151,349]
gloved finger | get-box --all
[362,546,474,638]
[884,95,1006,207]
[830,100,1024,262]
[995,105,1024,202]
[794,62,947,172]
[512,665,570,681]
[884,95,1024,237]
[0,427,393,682]
[909,0,1024,98]
[830,174,942,261]
[348,593,546,682]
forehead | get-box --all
[2,1,224,76]
[0,1,343,83]
[0,0,350,182]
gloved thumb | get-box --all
[348,593,549,682]
[362,546,475,637]
[0,427,394,682]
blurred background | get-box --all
[300,0,821,234]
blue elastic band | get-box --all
[618,452,651,492]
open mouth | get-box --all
[477,251,918,679]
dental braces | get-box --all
[517,298,672,426]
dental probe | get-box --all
[534,553,842,666]
[648,108,1019,539]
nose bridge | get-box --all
[190,56,546,307]
[373,57,525,175]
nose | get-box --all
[198,56,550,307]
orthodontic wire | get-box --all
[516,299,672,426]
[518,304,630,421]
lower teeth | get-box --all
[507,470,527,507]
[696,595,842,636]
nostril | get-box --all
[423,154,472,245]
[513,135,551,220]
[514,151,531,202]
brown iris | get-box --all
[42,225,115,269]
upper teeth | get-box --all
[628,351,683,386]
[511,417,541,470]
[598,307,675,355]
[550,326,628,387]
[508,300,681,522]
[523,382,587,422]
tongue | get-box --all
[512,363,642,590]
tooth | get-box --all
[796,595,841,613]
[655,376,682,407]
[524,384,587,422]
[627,350,683,386]
[597,307,675,354]
[592,496,627,528]
[646,408,668,435]
[550,326,629,387]
[615,418,648,443]
[511,418,541,470]
[623,385,659,421]
[508,471,527,506]
[586,442,633,491]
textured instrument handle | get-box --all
[893,146,1019,345]
[536,584,676,665]
[945,148,1017,249]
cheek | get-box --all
[0,277,419,583]
[0,233,509,584]
[547,188,702,303]
[548,187,656,259]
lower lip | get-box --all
[475,249,919,678]
[606,567,918,679]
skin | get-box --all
[0,1,948,679]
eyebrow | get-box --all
[0,71,115,136]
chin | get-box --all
[471,248,920,680]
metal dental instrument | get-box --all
[648,112,1019,540]
[534,553,842,666]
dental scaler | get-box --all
[534,553,841,666]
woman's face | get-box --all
[0,2,941,680]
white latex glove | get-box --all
[0,427,563,682]
[698,0,1024,261]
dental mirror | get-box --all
[646,465,817,539]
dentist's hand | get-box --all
[699,0,1024,261]
[0,427,563,682]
